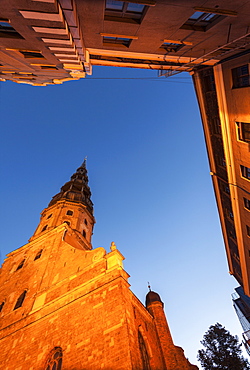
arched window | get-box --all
[16,259,25,271]
[82,230,86,238]
[66,210,73,216]
[45,347,63,370]
[42,225,48,232]
[138,331,151,370]
[14,290,27,310]
[34,249,43,261]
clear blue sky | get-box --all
[0,66,245,366]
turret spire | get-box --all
[48,160,93,214]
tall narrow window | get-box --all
[0,301,5,313]
[45,347,63,370]
[34,249,43,261]
[42,225,48,232]
[241,165,250,180]
[247,225,250,237]
[82,230,86,238]
[16,259,25,271]
[138,331,151,370]
[244,197,250,211]
[232,65,250,88]
[14,290,27,310]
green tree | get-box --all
[198,323,250,369]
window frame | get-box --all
[236,122,250,143]
[241,165,250,181]
[244,197,250,211]
[13,290,27,310]
[103,36,132,47]
[232,65,250,88]
[180,11,224,32]
[104,1,149,24]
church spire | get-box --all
[48,159,93,214]
[30,161,95,248]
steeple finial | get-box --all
[148,282,151,292]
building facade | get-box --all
[232,286,250,356]
[0,161,197,369]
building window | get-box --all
[45,347,63,370]
[66,210,73,216]
[236,122,250,143]
[232,65,250,88]
[84,219,88,225]
[47,214,52,219]
[247,225,250,237]
[160,42,184,53]
[103,36,132,47]
[42,225,48,232]
[244,197,250,211]
[82,230,86,238]
[34,249,43,261]
[138,331,151,370]
[105,1,147,24]
[14,290,27,310]
[180,11,223,32]
[212,117,221,135]
[16,259,25,271]
[241,165,250,180]
[19,51,44,58]
[0,20,23,39]
[0,301,5,313]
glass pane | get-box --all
[106,0,123,10]
[52,362,57,370]
[203,13,216,21]
[190,11,204,20]
[127,3,145,13]
[0,21,12,28]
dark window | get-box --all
[247,225,250,237]
[66,210,73,216]
[232,65,250,88]
[236,122,250,143]
[19,51,44,58]
[103,36,132,47]
[16,259,25,271]
[138,331,151,370]
[42,225,48,232]
[40,65,57,70]
[45,348,63,370]
[212,117,221,134]
[47,214,52,219]
[160,42,183,53]
[180,11,223,32]
[64,221,70,226]
[0,301,5,313]
[105,1,147,24]
[82,230,86,238]
[224,185,230,194]
[241,165,250,180]
[244,197,250,210]
[0,20,23,39]
[14,290,27,310]
[204,73,215,92]
[34,249,43,261]
[84,219,88,225]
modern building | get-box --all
[0,161,197,369]
[1,0,250,297]
[232,286,250,355]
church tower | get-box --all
[0,162,197,370]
